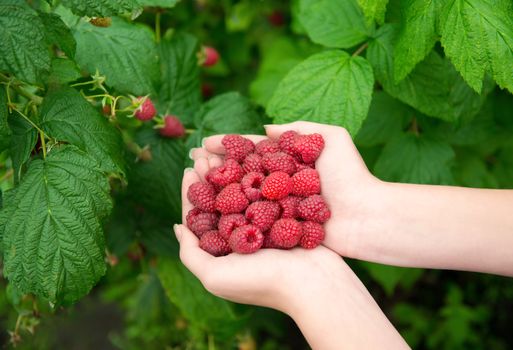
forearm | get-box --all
[352,182,513,276]
[283,259,409,350]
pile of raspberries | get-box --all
[186,131,330,256]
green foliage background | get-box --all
[0,0,512,349]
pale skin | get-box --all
[174,121,513,349]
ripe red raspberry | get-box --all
[186,208,219,237]
[160,115,185,138]
[134,97,156,121]
[267,10,285,27]
[293,133,325,163]
[300,221,325,249]
[261,171,292,200]
[206,159,244,187]
[187,182,216,212]
[202,46,220,67]
[245,201,280,231]
[278,196,302,219]
[297,195,331,223]
[242,153,264,173]
[255,139,280,155]
[222,135,255,163]
[269,218,302,248]
[215,183,249,214]
[291,169,320,197]
[294,157,315,172]
[241,172,265,202]
[229,225,264,254]
[262,234,280,249]
[261,152,297,175]
[218,214,248,240]
[199,230,231,256]
[278,130,298,156]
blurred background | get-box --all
[1,0,513,349]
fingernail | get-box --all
[173,224,181,241]
[188,148,195,160]
[184,167,194,174]
[201,137,207,147]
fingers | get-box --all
[174,224,214,279]
[264,121,348,139]
[202,134,268,155]
[181,168,201,223]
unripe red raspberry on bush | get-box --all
[201,46,220,67]
[186,131,331,255]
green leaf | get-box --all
[38,11,76,59]
[8,112,37,183]
[453,153,498,189]
[128,127,186,223]
[61,0,141,17]
[157,258,241,338]
[158,33,201,126]
[368,24,486,122]
[0,1,50,83]
[73,17,159,96]
[1,145,112,305]
[374,133,455,184]
[439,0,513,93]
[250,36,315,107]
[267,50,374,136]
[40,87,125,174]
[47,58,82,85]
[358,0,389,25]
[355,91,412,147]
[137,0,180,8]
[298,0,371,48]
[226,0,255,32]
[393,0,442,82]
[360,262,424,296]
[195,92,266,136]
[9,112,37,183]
[0,87,11,153]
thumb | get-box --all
[264,121,348,140]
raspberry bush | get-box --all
[0,0,512,349]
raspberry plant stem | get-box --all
[39,130,47,159]
[352,42,368,57]
[0,73,43,105]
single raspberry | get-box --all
[202,46,220,67]
[218,214,248,240]
[293,133,325,163]
[300,221,325,249]
[186,208,219,237]
[160,115,185,138]
[199,230,231,256]
[255,139,280,155]
[293,157,315,172]
[201,83,214,99]
[222,134,255,163]
[261,152,297,175]
[261,171,292,200]
[267,10,285,27]
[291,169,321,197]
[269,218,303,248]
[242,153,264,173]
[245,201,280,231]
[187,182,216,212]
[215,183,249,214]
[134,97,156,121]
[278,130,298,156]
[297,195,331,223]
[262,233,280,249]
[206,159,244,187]
[229,225,264,254]
[241,172,265,202]
[278,196,302,219]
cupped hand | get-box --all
[176,129,363,313]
